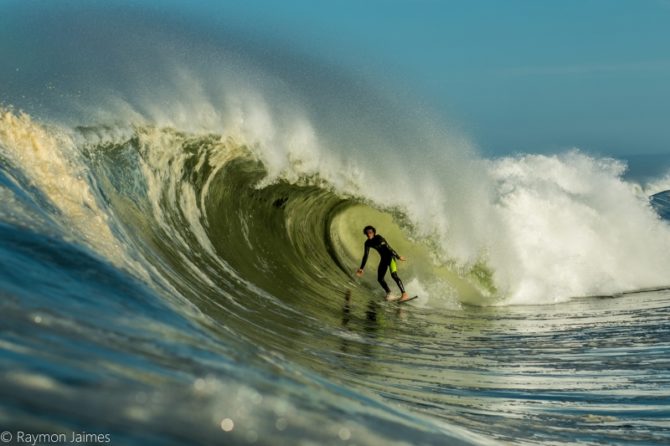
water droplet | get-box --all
[193,378,206,392]
[220,418,234,432]
[338,428,351,441]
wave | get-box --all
[2,107,670,311]
[74,118,491,310]
[485,152,670,303]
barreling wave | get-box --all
[82,121,670,308]
[74,119,492,314]
[3,107,670,312]
[2,107,498,445]
[0,105,488,324]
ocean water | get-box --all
[2,3,670,445]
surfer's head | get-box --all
[363,225,376,239]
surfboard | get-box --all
[397,295,418,304]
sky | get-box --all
[181,0,670,157]
[3,0,670,159]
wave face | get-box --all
[2,3,670,445]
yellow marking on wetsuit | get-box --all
[390,258,397,274]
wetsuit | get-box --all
[359,234,406,295]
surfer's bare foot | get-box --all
[398,293,411,302]
[385,293,398,301]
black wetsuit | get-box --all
[359,234,406,294]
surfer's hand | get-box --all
[399,256,407,261]
[356,269,364,277]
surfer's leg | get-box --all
[389,259,409,302]
[390,272,405,293]
[390,258,408,298]
[377,260,391,294]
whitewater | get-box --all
[1,3,670,445]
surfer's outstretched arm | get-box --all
[356,243,370,276]
[386,241,400,259]
[359,243,370,270]
[387,243,406,261]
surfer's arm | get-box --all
[359,243,370,270]
[387,242,401,260]
[388,244,406,261]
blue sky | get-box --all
[187,0,670,157]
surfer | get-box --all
[356,226,410,302]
